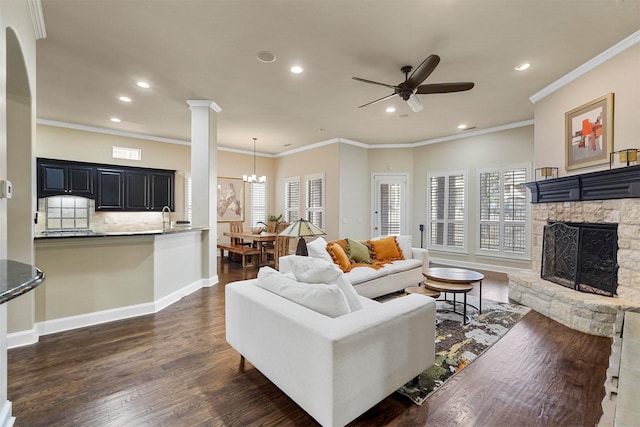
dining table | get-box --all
[223,231,278,266]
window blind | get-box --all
[251,182,266,226]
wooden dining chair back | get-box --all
[276,222,289,233]
[229,221,250,246]
[265,235,291,270]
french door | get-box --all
[371,174,409,237]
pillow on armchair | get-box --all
[257,267,351,318]
[306,236,333,263]
[284,255,362,312]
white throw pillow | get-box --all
[306,236,333,263]
[285,255,363,312]
[257,267,350,318]
[395,235,413,259]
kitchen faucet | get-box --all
[162,206,172,230]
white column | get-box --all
[187,100,221,286]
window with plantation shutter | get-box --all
[250,182,266,226]
[305,173,324,230]
[284,177,300,224]
[427,171,467,252]
[478,165,529,259]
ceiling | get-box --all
[36,0,640,155]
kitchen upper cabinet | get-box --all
[38,160,94,198]
[37,158,175,212]
[124,170,174,211]
[96,168,125,210]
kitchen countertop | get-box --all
[0,259,45,304]
[35,226,209,239]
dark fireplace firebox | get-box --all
[541,221,618,297]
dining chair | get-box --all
[264,235,291,270]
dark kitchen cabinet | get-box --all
[38,158,175,212]
[96,168,125,210]
[124,170,174,211]
[38,160,94,198]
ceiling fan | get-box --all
[352,54,474,112]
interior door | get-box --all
[372,174,409,237]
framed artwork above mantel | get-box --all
[565,93,614,171]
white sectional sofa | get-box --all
[225,262,436,427]
[303,235,429,298]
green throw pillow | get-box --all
[346,238,372,264]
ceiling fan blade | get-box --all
[352,76,398,90]
[358,93,397,108]
[416,82,475,94]
[406,54,440,87]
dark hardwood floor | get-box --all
[8,260,611,426]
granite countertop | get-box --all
[0,259,45,304]
[34,226,209,239]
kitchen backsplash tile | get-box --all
[37,196,181,234]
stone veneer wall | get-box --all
[509,199,640,337]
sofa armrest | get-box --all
[410,247,430,274]
[225,280,435,427]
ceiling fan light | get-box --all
[406,94,424,112]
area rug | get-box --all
[396,295,530,405]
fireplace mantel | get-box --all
[524,165,640,203]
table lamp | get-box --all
[278,218,326,256]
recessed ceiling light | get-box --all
[386,107,396,113]
[290,66,303,74]
[119,96,132,102]
[136,81,150,89]
[257,51,276,63]
[110,117,121,123]
[458,124,468,129]
[514,63,530,71]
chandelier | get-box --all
[243,137,266,183]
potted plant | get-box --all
[258,214,283,233]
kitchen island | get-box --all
[22,227,209,346]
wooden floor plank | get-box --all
[8,260,610,426]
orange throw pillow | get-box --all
[368,236,403,261]
[326,242,352,272]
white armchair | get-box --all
[225,279,436,427]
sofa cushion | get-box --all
[257,267,350,318]
[346,238,372,264]
[368,236,403,262]
[307,236,333,263]
[327,242,353,272]
[283,255,362,312]
[345,265,389,285]
[379,258,422,274]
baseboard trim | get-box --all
[429,257,525,275]
[202,275,219,287]
[0,401,14,427]
[8,278,205,349]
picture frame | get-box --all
[565,93,614,171]
[217,177,244,222]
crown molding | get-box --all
[530,29,640,104]
[37,119,191,146]
[27,0,47,40]
[37,118,534,157]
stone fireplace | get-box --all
[509,167,640,337]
